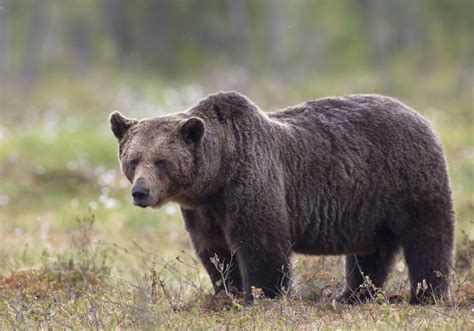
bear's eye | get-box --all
[130,158,140,170]
[154,159,167,167]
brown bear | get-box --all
[110,92,454,305]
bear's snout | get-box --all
[132,185,151,208]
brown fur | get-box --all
[110,91,455,304]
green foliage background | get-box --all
[0,0,472,328]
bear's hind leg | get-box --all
[338,242,399,304]
[403,229,453,304]
[402,198,454,304]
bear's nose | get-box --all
[132,186,150,206]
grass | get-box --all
[0,70,473,328]
[0,213,472,329]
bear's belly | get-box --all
[291,222,377,256]
[292,242,375,256]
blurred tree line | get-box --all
[0,0,472,92]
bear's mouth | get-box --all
[132,193,163,208]
[133,200,149,208]
[133,196,161,208]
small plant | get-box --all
[210,252,237,300]
[0,212,112,327]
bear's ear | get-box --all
[109,111,137,141]
[179,117,205,144]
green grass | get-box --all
[0,71,472,328]
[0,213,472,329]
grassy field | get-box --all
[0,72,473,329]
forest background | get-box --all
[0,0,472,328]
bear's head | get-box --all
[109,110,220,209]
[110,91,261,209]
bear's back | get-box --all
[269,94,425,132]
[268,94,439,161]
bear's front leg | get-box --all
[224,203,292,304]
[181,208,243,294]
